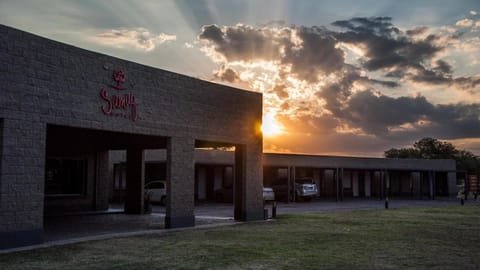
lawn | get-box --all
[1,206,479,269]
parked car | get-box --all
[145,180,166,205]
[263,187,275,202]
[295,178,318,201]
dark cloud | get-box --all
[317,80,351,118]
[322,89,480,140]
[199,24,284,62]
[199,24,344,83]
[406,26,429,36]
[212,65,240,82]
[344,90,434,135]
[332,17,400,37]
[333,17,440,72]
[282,26,345,82]
[199,24,224,44]
[332,17,479,89]
[429,104,480,138]
[452,77,480,90]
[434,60,452,74]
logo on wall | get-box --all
[100,69,137,121]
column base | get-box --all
[0,228,43,250]
[165,215,195,229]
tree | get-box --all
[384,137,480,173]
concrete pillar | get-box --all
[124,148,145,214]
[166,137,195,228]
[428,172,435,200]
[94,151,110,211]
[364,171,371,197]
[287,166,291,203]
[385,171,390,199]
[292,166,296,202]
[340,168,344,201]
[352,171,359,197]
[234,143,263,221]
[313,169,321,196]
[234,144,245,220]
[335,168,339,202]
[380,171,384,200]
[411,172,420,198]
[447,172,457,197]
[0,119,46,249]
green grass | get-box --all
[1,206,479,269]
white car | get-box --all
[295,178,318,201]
[263,187,275,202]
[145,180,166,205]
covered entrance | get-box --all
[44,125,261,230]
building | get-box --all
[262,153,457,201]
[0,25,264,249]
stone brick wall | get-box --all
[0,25,262,143]
[0,119,46,248]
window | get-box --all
[45,158,87,196]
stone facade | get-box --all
[0,25,264,249]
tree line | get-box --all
[384,137,480,173]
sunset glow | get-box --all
[261,113,284,137]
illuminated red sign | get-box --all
[100,69,137,121]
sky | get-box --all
[1,0,480,157]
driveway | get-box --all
[152,198,474,218]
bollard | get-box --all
[461,198,464,205]
[385,197,389,209]
[272,201,277,218]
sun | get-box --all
[261,113,284,137]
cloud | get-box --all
[406,26,429,37]
[271,84,289,99]
[332,17,480,90]
[198,24,285,63]
[318,88,480,140]
[282,26,345,82]
[212,65,240,82]
[198,24,344,83]
[333,17,440,71]
[343,90,434,135]
[471,10,478,16]
[93,28,176,51]
[456,18,474,27]
[197,18,480,155]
